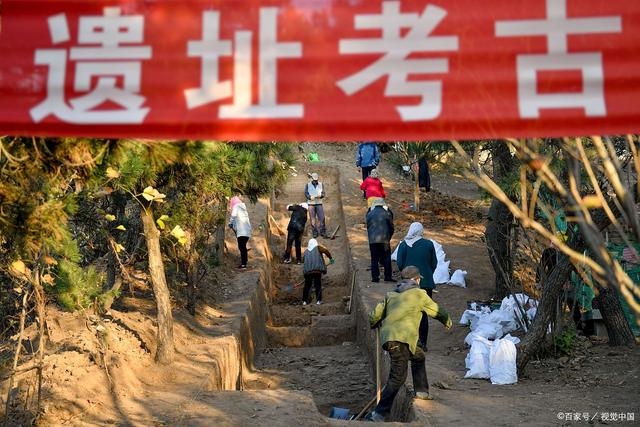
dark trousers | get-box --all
[303,272,322,303]
[374,341,428,418]
[361,165,375,181]
[237,236,249,266]
[284,230,303,261]
[369,242,393,281]
[308,204,326,236]
[419,288,433,347]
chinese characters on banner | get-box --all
[0,0,638,141]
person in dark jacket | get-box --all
[356,142,381,180]
[283,203,308,264]
[302,239,334,305]
[366,198,395,283]
[365,266,452,422]
[396,222,438,350]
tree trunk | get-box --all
[413,166,420,212]
[594,287,635,346]
[486,200,513,299]
[517,255,575,372]
[485,142,516,300]
[140,207,175,364]
[517,209,636,374]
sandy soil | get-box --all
[2,142,639,426]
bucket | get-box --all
[329,407,351,420]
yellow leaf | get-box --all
[114,243,125,253]
[171,225,186,239]
[105,214,116,221]
[10,260,28,276]
[106,167,120,179]
[171,225,188,245]
[42,273,55,285]
[115,225,126,231]
[141,191,155,201]
[142,186,166,202]
[43,255,58,266]
[156,215,170,230]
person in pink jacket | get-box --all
[360,168,386,207]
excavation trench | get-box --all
[242,166,416,422]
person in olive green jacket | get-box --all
[396,221,438,350]
[365,266,452,422]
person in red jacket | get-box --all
[360,168,386,207]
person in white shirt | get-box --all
[228,195,252,269]
[304,173,327,238]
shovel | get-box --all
[283,279,304,292]
[328,224,340,240]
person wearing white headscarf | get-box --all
[228,195,252,269]
[396,222,438,350]
[301,238,334,305]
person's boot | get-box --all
[364,411,384,422]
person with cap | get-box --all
[365,197,395,283]
[301,238,334,305]
[356,142,381,199]
[305,172,327,238]
[365,265,452,422]
[283,202,309,264]
[396,222,438,350]
[228,195,252,269]
[359,168,386,208]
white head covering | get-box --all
[404,222,424,247]
[307,238,318,251]
[369,168,379,178]
[310,172,319,180]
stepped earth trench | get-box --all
[3,143,639,426]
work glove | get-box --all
[329,258,335,265]
[228,223,233,229]
[435,311,452,329]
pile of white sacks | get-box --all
[459,293,538,385]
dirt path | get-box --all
[4,142,639,426]
[288,143,640,426]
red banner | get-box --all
[0,0,638,141]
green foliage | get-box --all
[553,327,577,355]
[1,138,297,320]
[387,141,461,172]
[53,259,106,311]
